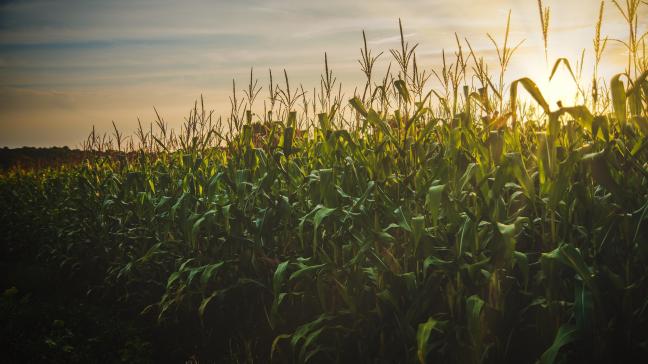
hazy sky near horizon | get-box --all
[0,0,643,147]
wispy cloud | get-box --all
[369,32,418,45]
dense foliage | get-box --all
[2,5,648,363]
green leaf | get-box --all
[540,324,579,364]
[425,184,445,225]
[271,334,292,361]
[558,244,594,288]
[198,290,219,322]
[487,131,505,162]
[513,251,529,289]
[287,110,297,128]
[510,77,550,123]
[411,215,425,252]
[559,106,594,130]
[273,261,290,295]
[394,79,411,103]
[166,271,181,290]
[541,244,594,289]
[318,169,337,207]
[270,261,291,328]
[290,315,330,349]
[200,261,225,287]
[610,74,626,125]
[349,96,368,117]
[283,127,295,155]
[170,192,190,222]
[313,206,336,234]
[549,58,578,85]
[367,109,396,143]
[318,113,330,132]
[587,151,621,196]
[574,283,594,334]
[289,263,326,282]
[466,295,485,351]
[424,256,454,272]
[459,163,477,191]
[507,153,535,198]
[301,204,336,256]
[591,115,609,141]
[417,317,439,364]
[393,207,412,232]
[496,221,520,266]
[191,216,206,248]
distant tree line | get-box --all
[0,147,89,170]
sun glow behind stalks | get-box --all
[528,60,580,109]
[511,39,605,113]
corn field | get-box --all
[2,2,648,363]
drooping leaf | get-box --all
[417,317,439,364]
[394,79,411,103]
[466,295,485,350]
[349,96,368,117]
[426,184,445,225]
[540,324,579,364]
[411,215,425,252]
[610,74,627,126]
[510,77,550,123]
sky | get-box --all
[0,0,643,147]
